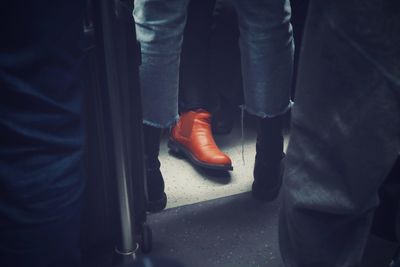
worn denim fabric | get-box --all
[279,1,400,266]
[134,0,294,127]
[0,1,85,266]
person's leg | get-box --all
[179,0,216,112]
[134,0,189,210]
[233,0,294,201]
[209,0,243,135]
[143,124,167,212]
[289,0,309,98]
[371,157,400,243]
[0,209,82,267]
[252,115,285,201]
[169,0,232,171]
[279,1,400,266]
[337,157,400,267]
[0,1,85,266]
[134,0,189,128]
[233,0,293,118]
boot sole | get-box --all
[251,162,284,202]
[251,177,282,202]
[168,139,233,171]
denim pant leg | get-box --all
[232,0,294,118]
[0,1,85,266]
[279,2,400,267]
[134,0,190,127]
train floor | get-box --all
[148,192,282,267]
[145,113,288,266]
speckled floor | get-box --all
[83,193,283,267]
[159,115,289,209]
[148,192,283,267]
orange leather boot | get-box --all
[169,109,233,171]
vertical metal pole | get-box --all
[97,0,138,262]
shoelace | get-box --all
[240,104,246,166]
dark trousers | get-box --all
[279,1,400,266]
[179,0,243,112]
[0,1,85,266]
[290,0,309,96]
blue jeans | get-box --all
[279,1,400,266]
[0,1,85,266]
[134,0,294,127]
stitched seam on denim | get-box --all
[244,101,293,119]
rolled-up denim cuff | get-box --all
[244,100,293,118]
[143,115,179,129]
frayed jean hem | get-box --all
[244,100,293,119]
[142,115,179,129]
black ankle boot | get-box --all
[143,124,167,212]
[252,115,284,202]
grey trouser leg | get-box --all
[279,1,400,266]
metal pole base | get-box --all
[112,245,139,267]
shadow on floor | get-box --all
[148,192,283,267]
